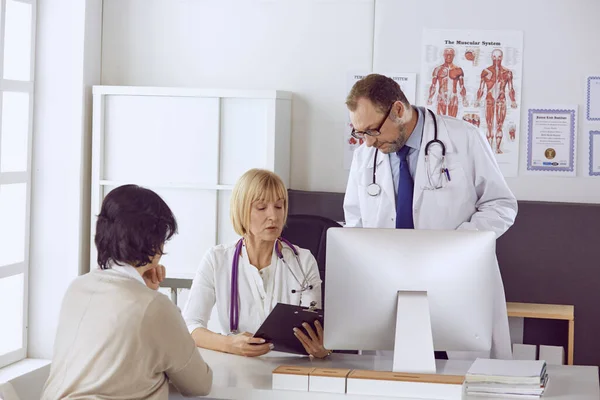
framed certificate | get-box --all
[589,130,600,177]
[526,107,577,176]
[586,76,600,122]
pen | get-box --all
[444,168,451,181]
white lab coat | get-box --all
[182,241,322,336]
[344,110,518,360]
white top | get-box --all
[182,240,322,335]
[109,263,146,285]
[41,269,213,400]
[257,263,273,292]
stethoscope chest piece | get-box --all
[367,182,381,196]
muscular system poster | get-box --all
[420,29,524,177]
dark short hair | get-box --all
[95,184,178,269]
[346,73,410,114]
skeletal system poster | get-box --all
[420,29,523,177]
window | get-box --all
[0,0,36,369]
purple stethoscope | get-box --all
[229,237,312,334]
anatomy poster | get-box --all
[343,72,417,169]
[420,29,524,177]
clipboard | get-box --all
[253,302,324,355]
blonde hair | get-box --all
[230,169,288,236]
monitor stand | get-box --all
[393,290,436,374]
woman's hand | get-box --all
[293,320,331,359]
[227,332,273,357]
[142,264,166,290]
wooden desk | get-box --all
[507,302,575,364]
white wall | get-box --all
[101,0,600,203]
[29,0,102,359]
[101,0,375,193]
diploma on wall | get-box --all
[588,130,600,177]
[586,76,600,122]
[526,106,577,176]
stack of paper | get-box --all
[465,358,548,398]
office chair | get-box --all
[281,214,341,309]
[282,214,359,354]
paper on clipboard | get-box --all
[253,303,324,355]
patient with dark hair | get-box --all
[42,184,212,400]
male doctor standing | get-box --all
[344,74,517,360]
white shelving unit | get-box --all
[90,86,292,278]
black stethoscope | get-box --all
[229,237,313,334]
[367,109,450,196]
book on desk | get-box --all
[465,358,548,398]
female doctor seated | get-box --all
[182,168,331,358]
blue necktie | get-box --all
[395,146,414,229]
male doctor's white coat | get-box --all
[343,110,518,360]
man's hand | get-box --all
[294,320,331,359]
[227,332,273,357]
[142,264,166,290]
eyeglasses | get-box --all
[351,104,393,140]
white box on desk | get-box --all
[539,345,565,365]
[272,366,314,392]
[513,343,537,360]
[308,368,351,394]
[346,370,464,400]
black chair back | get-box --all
[281,214,341,308]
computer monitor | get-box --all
[323,228,496,374]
